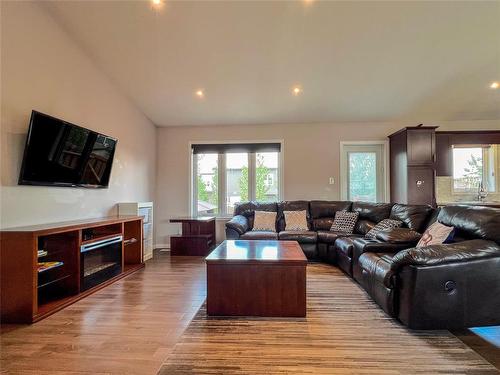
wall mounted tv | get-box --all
[19,111,117,188]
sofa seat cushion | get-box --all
[317,230,350,244]
[278,230,317,243]
[240,231,278,240]
[335,235,362,257]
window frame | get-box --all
[339,141,390,203]
[452,145,497,194]
[189,141,284,218]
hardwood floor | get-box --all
[1,252,499,374]
[0,253,206,374]
[159,262,500,375]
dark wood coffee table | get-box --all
[205,240,307,317]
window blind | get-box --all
[191,143,281,154]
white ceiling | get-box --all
[45,1,500,127]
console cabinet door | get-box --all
[407,129,435,165]
[407,166,435,206]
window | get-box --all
[194,154,219,215]
[226,153,248,215]
[192,143,282,216]
[340,143,388,202]
[452,146,497,193]
[256,152,279,202]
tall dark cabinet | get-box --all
[388,126,438,206]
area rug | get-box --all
[158,263,497,374]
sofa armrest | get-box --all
[390,239,500,272]
[353,238,412,255]
[225,215,249,235]
[375,228,421,244]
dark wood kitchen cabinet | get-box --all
[388,126,438,206]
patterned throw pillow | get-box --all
[365,219,402,239]
[252,211,277,232]
[330,211,359,234]
[417,222,454,247]
[284,210,309,231]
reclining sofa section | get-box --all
[225,200,500,330]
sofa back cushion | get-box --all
[277,201,311,231]
[390,204,434,232]
[234,201,278,230]
[354,219,377,235]
[352,202,393,223]
[438,205,500,244]
[310,200,352,230]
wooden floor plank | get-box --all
[1,252,498,374]
[1,253,206,375]
[159,262,499,375]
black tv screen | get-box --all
[19,111,117,188]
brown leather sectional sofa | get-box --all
[226,200,500,330]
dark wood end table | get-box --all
[169,216,216,256]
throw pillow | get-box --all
[252,211,276,232]
[284,210,309,231]
[365,219,402,239]
[330,211,359,234]
[417,222,454,247]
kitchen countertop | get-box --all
[437,201,500,208]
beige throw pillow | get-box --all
[417,222,454,247]
[252,211,276,232]
[284,210,309,231]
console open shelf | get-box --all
[1,215,144,323]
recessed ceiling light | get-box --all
[490,81,499,89]
[195,89,204,98]
[151,0,164,8]
[292,86,302,96]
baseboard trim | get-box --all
[154,244,170,250]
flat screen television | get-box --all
[19,111,117,188]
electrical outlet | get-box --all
[329,177,335,185]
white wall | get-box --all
[155,120,500,246]
[0,2,156,229]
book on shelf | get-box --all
[38,261,63,273]
[37,250,48,258]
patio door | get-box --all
[340,143,387,202]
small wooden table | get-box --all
[205,240,307,317]
[169,216,216,256]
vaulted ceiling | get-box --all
[45,1,500,127]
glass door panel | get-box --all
[348,152,377,202]
[342,144,386,202]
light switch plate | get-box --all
[329,177,335,185]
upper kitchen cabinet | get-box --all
[407,128,437,165]
[388,126,438,206]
